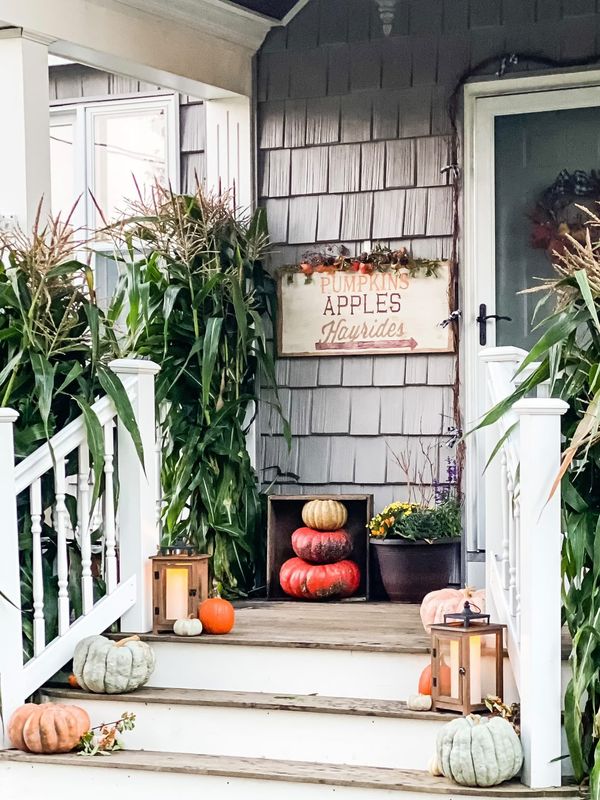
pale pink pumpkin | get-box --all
[419,587,486,631]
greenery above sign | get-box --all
[278,248,453,357]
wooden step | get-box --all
[42,684,448,721]
[40,685,449,770]
[0,750,579,799]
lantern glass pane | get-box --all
[437,637,460,699]
[479,632,500,701]
[165,567,189,619]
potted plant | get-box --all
[368,457,461,602]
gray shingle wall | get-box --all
[257,0,590,508]
[49,65,206,191]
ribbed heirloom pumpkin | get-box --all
[280,557,360,600]
[73,634,155,694]
[433,715,523,787]
[9,703,90,753]
[291,527,352,564]
[420,587,486,631]
[301,499,348,531]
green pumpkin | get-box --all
[436,715,523,787]
[73,635,155,694]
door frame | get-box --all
[462,69,600,563]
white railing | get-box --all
[480,347,568,789]
[0,358,160,746]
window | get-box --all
[49,95,178,305]
[50,95,178,225]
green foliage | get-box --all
[368,499,461,542]
[477,225,600,796]
[0,209,128,659]
[108,186,287,596]
[78,712,136,755]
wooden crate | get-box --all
[266,494,373,600]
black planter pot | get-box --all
[369,537,461,602]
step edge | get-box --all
[0,751,579,797]
[105,632,430,654]
[40,686,447,722]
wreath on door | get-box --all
[530,169,600,256]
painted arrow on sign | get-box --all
[316,338,418,351]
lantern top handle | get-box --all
[443,601,490,628]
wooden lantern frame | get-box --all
[430,620,505,714]
[151,553,209,633]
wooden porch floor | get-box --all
[120,600,572,657]
[129,601,430,653]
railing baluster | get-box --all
[55,457,70,634]
[30,478,45,655]
[509,491,519,620]
[500,451,510,590]
[78,444,93,614]
[103,421,117,593]
[155,427,162,534]
[514,494,521,638]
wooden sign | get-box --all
[277,262,454,357]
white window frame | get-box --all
[50,93,180,234]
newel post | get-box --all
[109,359,161,633]
[0,409,23,746]
[514,397,568,788]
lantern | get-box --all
[151,542,209,633]
[430,601,505,714]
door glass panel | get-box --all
[495,106,600,348]
[50,120,76,219]
[92,106,168,225]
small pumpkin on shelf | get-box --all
[407,693,433,712]
[9,703,90,754]
[173,614,203,637]
[301,499,348,531]
[291,526,352,564]
[199,595,235,634]
[418,662,451,696]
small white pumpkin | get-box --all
[407,693,432,712]
[173,615,203,636]
[73,634,155,694]
[436,714,523,787]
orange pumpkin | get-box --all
[419,587,486,631]
[9,703,90,753]
[67,673,79,688]
[418,663,452,696]
[198,597,235,634]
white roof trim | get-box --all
[280,0,311,26]
[108,0,276,50]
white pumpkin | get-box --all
[173,615,203,636]
[436,715,523,787]
[301,499,348,531]
[420,587,486,632]
[73,634,155,694]
[407,693,432,712]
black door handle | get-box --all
[476,303,512,345]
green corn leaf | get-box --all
[575,269,600,334]
[72,396,105,513]
[202,317,223,414]
[96,363,145,469]
[30,352,56,433]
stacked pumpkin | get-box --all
[279,499,361,600]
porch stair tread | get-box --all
[42,684,450,721]
[0,749,579,796]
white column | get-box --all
[109,359,160,633]
[515,397,568,788]
[0,409,24,747]
[205,96,252,211]
[0,29,52,231]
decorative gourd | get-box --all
[173,614,203,636]
[73,634,155,694]
[67,673,79,688]
[301,499,348,531]
[418,663,452,696]
[9,703,90,753]
[420,587,486,631]
[436,715,523,787]
[279,557,360,600]
[198,597,235,634]
[291,527,352,564]
[407,693,433,712]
